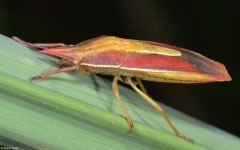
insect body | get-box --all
[13,36,231,143]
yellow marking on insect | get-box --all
[79,64,211,83]
[80,63,120,68]
[137,48,181,56]
[80,63,179,73]
[124,38,181,56]
[82,36,181,56]
[120,67,172,73]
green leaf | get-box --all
[0,34,239,150]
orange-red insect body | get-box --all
[36,36,231,83]
[13,36,231,143]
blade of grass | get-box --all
[0,34,239,150]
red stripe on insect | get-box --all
[122,53,201,73]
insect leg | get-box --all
[135,78,150,97]
[12,36,67,49]
[127,77,194,143]
[31,66,76,80]
[112,76,134,134]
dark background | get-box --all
[1,0,239,137]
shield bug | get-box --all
[13,36,231,143]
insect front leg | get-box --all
[112,76,134,134]
[12,36,67,49]
[32,66,76,80]
[126,77,194,143]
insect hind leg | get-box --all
[127,76,194,143]
[135,78,150,97]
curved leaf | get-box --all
[0,34,239,150]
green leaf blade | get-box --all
[0,34,239,150]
